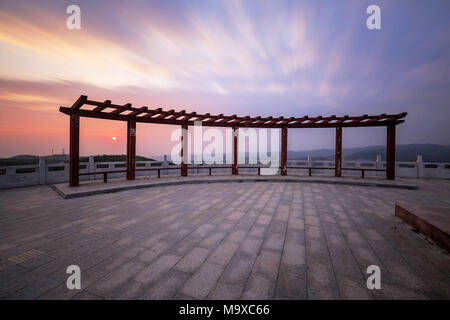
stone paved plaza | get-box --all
[0,178,449,300]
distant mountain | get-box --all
[0,155,40,166]
[182,144,450,163]
[0,154,156,166]
[9,155,38,160]
[80,154,156,162]
[287,144,450,162]
[1,144,449,166]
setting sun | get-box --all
[112,136,117,141]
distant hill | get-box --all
[0,154,156,166]
[9,155,38,161]
[6,154,69,163]
[1,144,449,166]
[80,154,156,162]
[287,144,450,162]
[0,155,40,165]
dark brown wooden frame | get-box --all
[60,95,406,186]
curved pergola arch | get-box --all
[60,95,406,186]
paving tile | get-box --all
[226,230,247,243]
[140,270,190,299]
[335,275,373,300]
[252,250,281,281]
[134,254,180,284]
[180,263,225,299]
[220,254,255,285]
[236,237,263,257]
[7,276,61,300]
[282,243,306,267]
[241,272,275,299]
[256,215,272,225]
[107,279,148,299]
[208,281,243,300]
[87,260,146,296]
[275,264,307,299]
[174,247,211,273]
[38,282,83,300]
[199,232,227,249]
[307,261,340,300]
[262,233,285,251]
[207,241,239,266]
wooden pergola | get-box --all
[60,95,407,186]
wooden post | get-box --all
[335,126,342,177]
[69,114,80,187]
[280,127,287,175]
[386,124,396,180]
[232,127,239,175]
[181,123,188,176]
[127,119,136,180]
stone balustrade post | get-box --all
[416,155,424,178]
[376,155,383,176]
[89,156,95,180]
[38,157,46,184]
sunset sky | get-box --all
[0,0,449,158]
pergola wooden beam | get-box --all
[111,103,132,114]
[92,100,111,112]
[71,95,87,110]
[69,114,79,186]
[335,127,342,177]
[181,122,188,176]
[155,109,174,119]
[281,127,288,175]
[232,127,239,175]
[142,108,162,118]
[386,124,396,180]
[126,120,136,180]
[129,106,148,117]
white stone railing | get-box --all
[0,156,164,189]
[285,155,450,179]
[0,155,449,189]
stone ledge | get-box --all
[395,203,450,252]
[51,175,419,199]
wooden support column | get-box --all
[232,127,239,175]
[280,127,287,176]
[126,119,136,180]
[335,126,342,177]
[69,114,80,187]
[386,124,396,180]
[181,123,188,176]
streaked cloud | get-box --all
[0,0,449,156]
